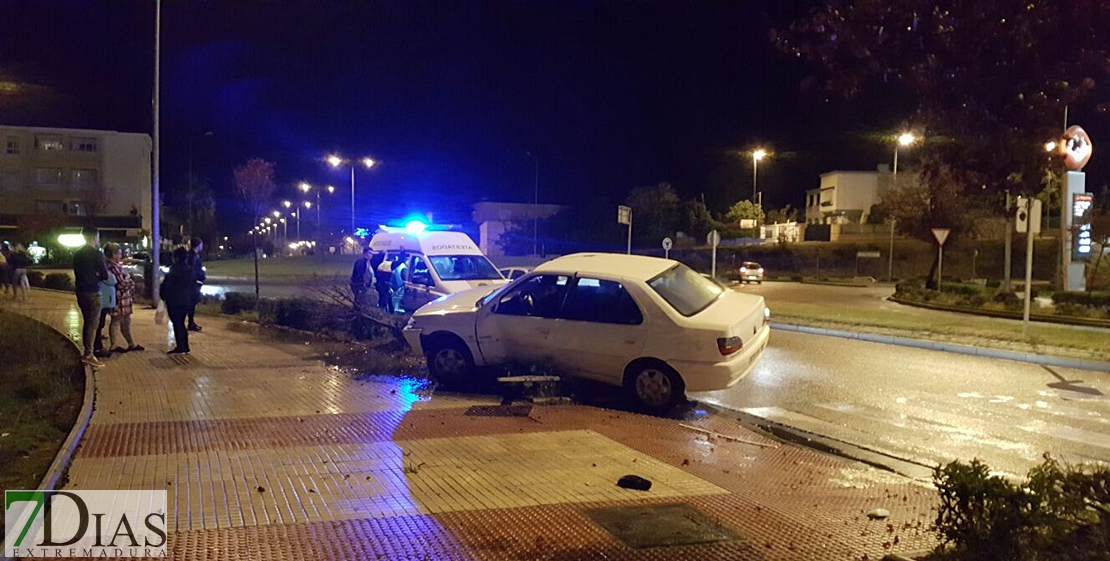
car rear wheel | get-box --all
[626,360,685,413]
[426,336,473,383]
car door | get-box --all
[549,276,646,384]
[405,255,434,310]
[474,274,570,365]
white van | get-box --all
[368,228,508,311]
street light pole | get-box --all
[327,155,376,234]
[889,133,917,282]
[525,151,539,255]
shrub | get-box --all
[933,457,1109,561]
[940,282,984,297]
[221,292,257,315]
[790,274,804,282]
[41,273,74,291]
[271,298,348,332]
[1052,291,1110,311]
[26,271,44,287]
[993,291,1021,309]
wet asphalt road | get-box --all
[692,328,1110,478]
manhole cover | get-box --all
[584,503,740,549]
[465,404,533,417]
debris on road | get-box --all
[679,423,777,448]
[617,475,652,491]
[867,508,890,520]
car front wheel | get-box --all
[626,361,685,413]
[426,336,473,383]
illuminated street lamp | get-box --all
[888,132,919,282]
[752,148,768,205]
[326,154,377,233]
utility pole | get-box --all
[151,0,161,310]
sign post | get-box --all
[662,237,672,260]
[1016,197,1043,337]
[931,228,951,289]
[617,205,632,255]
[707,230,720,278]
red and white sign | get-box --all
[931,228,951,246]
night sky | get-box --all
[3,1,912,233]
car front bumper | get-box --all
[671,325,770,392]
[402,326,423,354]
[740,274,763,282]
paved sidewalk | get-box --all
[4,290,937,560]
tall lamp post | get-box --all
[186,131,213,235]
[299,182,333,236]
[326,154,376,233]
[889,133,917,281]
[752,149,767,205]
[525,151,539,255]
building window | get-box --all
[71,137,97,152]
[4,137,20,155]
[36,168,64,184]
[72,169,98,185]
[0,170,20,191]
[35,135,64,151]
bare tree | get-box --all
[233,159,276,300]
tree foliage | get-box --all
[233,159,276,219]
[776,0,1110,219]
[625,183,680,246]
[723,200,765,225]
[765,205,799,224]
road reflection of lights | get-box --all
[200,285,227,297]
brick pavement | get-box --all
[3,290,939,560]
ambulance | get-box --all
[368,226,508,311]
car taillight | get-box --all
[717,336,743,356]
[739,267,747,272]
[757,268,764,273]
[763,307,770,325]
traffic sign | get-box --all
[706,230,720,247]
[661,237,672,250]
[617,205,631,225]
[931,228,950,246]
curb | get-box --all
[771,322,1110,373]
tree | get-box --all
[765,205,799,224]
[233,159,276,300]
[722,200,765,238]
[1088,211,1110,291]
[776,1,1110,223]
[677,200,722,240]
[625,183,680,246]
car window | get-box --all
[511,269,527,280]
[494,275,570,318]
[742,262,762,269]
[561,277,643,325]
[648,263,723,317]
[429,255,502,281]
[411,256,432,285]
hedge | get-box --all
[1052,291,1110,310]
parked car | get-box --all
[403,253,770,411]
[498,266,532,280]
[738,261,764,284]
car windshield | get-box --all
[428,255,503,281]
[647,263,724,317]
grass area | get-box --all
[770,299,1110,362]
[205,255,353,279]
[0,310,83,493]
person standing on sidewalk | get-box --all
[161,247,196,354]
[9,244,31,300]
[350,247,372,310]
[370,250,387,310]
[0,241,12,296]
[187,237,206,332]
[94,243,119,359]
[73,226,108,368]
[107,245,143,353]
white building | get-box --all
[0,125,152,241]
[804,166,889,225]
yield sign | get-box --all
[931,228,951,246]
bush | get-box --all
[26,270,44,287]
[993,291,1021,310]
[940,282,984,297]
[790,274,804,282]
[1052,291,1110,311]
[270,298,348,332]
[933,457,1109,561]
[41,273,74,291]
[221,292,257,315]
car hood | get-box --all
[413,285,502,316]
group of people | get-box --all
[73,227,205,368]
[0,241,32,300]
[350,248,408,314]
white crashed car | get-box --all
[403,253,770,411]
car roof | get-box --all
[533,253,675,281]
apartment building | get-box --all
[0,125,151,240]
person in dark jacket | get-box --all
[186,237,206,331]
[370,250,388,309]
[350,247,372,310]
[73,226,109,367]
[161,247,196,354]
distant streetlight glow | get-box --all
[898,133,917,147]
[303,201,312,209]
[58,233,86,248]
[326,153,377,232]
[299,182,311,193]
[326,155,343,167]
[272,210,281,218]
[405,220,428,233]
[751,148,769,207]
[1045,141,1057,152]
[282,200,291,208]
[362,158,376,168]
[327,185,335,194]
[753,149,767,162]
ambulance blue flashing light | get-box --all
[405,220,428,233]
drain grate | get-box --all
[584,503,740,549]
[464,404,534,417]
